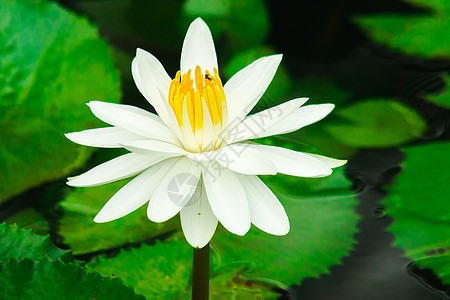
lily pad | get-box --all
[413,254,450,285]
[325,99,427,147]
[87,239,192,299]
[0,222,71,262]
[0,0,120,202]
[209,263,279,299]
[355,0,450,58]
[59,180,178,255]
[0,223,140,299]
[427,74,450,108]
[384,143,450,284]
[183,0,269,51]
[404,0,450,13]
[213,168,359,285]
[223,0,270,50]
[224,46,291,105]
[183,0,230,17]
[0,258,143,300]
[5,208,49,235]
[87,238,279,299]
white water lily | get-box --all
[66,18,345,248]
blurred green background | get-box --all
[0,0,449,299]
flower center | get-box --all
[168,66,228,152]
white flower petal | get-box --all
[94,159,174,223]
[260,104,335,137]
[180,18,218,76]
[185,151,212,162]
[247,144,332,177]
[65,127,145,148]
[87,101,180,145]
[180,179,218,248]
[224,54,282,127]
[225,97,308,144]
[236,174,289,235]
[215,143,276,175]
[134,50,187,145]
[68,153,169,187]
[202,163,250,235]
[147,157,202,223]
[306,154,347,168]
[133,56,192,151]
[122,140,187,156]
[133,49,172,127]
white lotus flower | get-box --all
[65,18,345,248]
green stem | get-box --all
[192,243,210,300]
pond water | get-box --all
[290,149,447,299]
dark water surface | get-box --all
[289,149,448,299]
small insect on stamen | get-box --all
[205,73,213,81]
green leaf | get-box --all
[405,0,450,14]
[355,0,450,58]
[224,46,291,105]
[213,168,359,285]
[182,0,270,50]
[59,180,178,255]
[0,222,71,262]
[87,238,279,299]
[88,240,191,299]
[427,74,450,108]
[384,143,450,284]
[224,0,270,50]
[209,264,279,299]
[325,99,427,147]
[413,254,450,285]
[0,258,143,300]
[0,0,120,202]
[5,208,49,235]
[184,0,230,17]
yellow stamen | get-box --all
[194,89,203,131]
[168,71,181,110]
[186,91,194,131]
[173,86,182,125]
[168,65,227,151]
[207,86,220,126]
[201,87,210,113]
[214,85,222,122]
[195,66,203,90]
[213,68,222,86]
